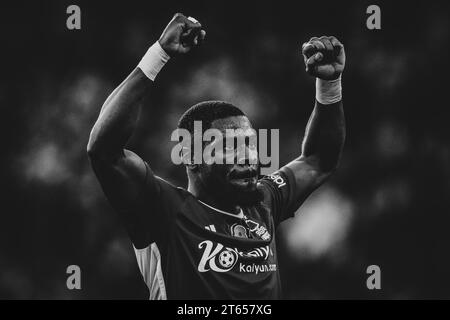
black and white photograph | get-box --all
[1,0,449,303]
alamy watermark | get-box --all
[366,5,381,30]
[170,121,280,175]
[366,264,381,290]
[66,5,81,30]
[66,264,81,290]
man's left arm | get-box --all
[281,36,346,211]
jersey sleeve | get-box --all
[258,166,299,227]
[125,162,181,249]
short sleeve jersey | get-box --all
[132,163,298,299]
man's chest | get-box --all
[169,205,278,275]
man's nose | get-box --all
[237,145,258,165]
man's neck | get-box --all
[188,182,241,215]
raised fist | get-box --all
[158,13,206,56]
[302,36,345,80]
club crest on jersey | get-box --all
[231,223,248,238]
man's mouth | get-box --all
[230,168,258,179]
[229,176,258,188]
[229,168,258,187]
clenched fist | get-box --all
[302,36,345,80]
[159,13,206,56]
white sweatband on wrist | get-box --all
[137,41,170,81]
[316,76,342,105]
[187,16,199,23]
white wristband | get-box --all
[316,76,342,105]
[137,41,170,81]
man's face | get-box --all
[197,115,262,206]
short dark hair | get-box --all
[178,100,245,133]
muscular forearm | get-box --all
[300,36,346,172]
[87,68,152,158]
[301,100,345,172]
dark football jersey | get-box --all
[132,163,298,300]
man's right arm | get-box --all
[87,68,153,247]
[87,14,205,247]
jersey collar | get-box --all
[198,200,244,219]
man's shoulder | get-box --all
[152,175,192,201]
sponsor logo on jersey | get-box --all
[268,173,286,188]
[198,241,238,272]
[197,240,274,273]
[239,262,277,274]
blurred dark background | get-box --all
[1,0,449,299]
